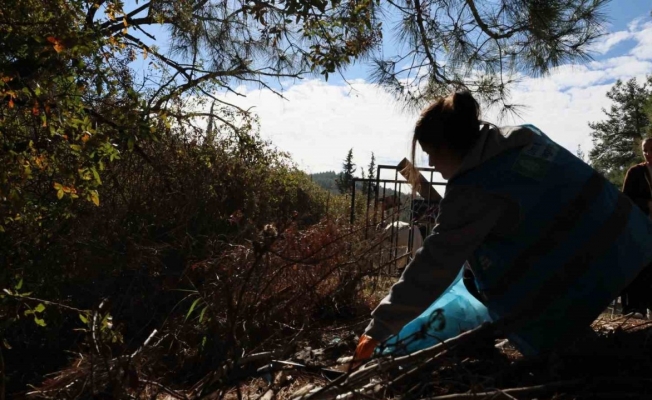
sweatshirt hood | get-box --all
[451,124,535,180]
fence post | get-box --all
[350,179,356,226]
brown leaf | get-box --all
[46,36,65,53]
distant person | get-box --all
[351,91,652,364]
[620,138,652,317]
[623,138,652,216]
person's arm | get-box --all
[363,186,515,341]
[622,166,650,213]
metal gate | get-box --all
[350,159,445,275]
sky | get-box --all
[206,1,652,181]
[127,0,652,181]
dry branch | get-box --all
[296,322,496,399]
[424,379,584,400]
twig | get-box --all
[299,323,496,399]
[3,292,89,313]
[423,379,585,400]
[141,379,189,400]
[130,329,158,359]
[235,351,283,366]
[0,341,5,400]
[623,319,652,332]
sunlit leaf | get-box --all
[46,36,65,52]
[185,298,201,321]
[90,190,100,206]
[91,167,102,184]
[199,305,207,323]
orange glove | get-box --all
[349,334,379,372]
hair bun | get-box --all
[452,90,480,119]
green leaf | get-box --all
[34,316,47,327]
[89,190,100,206]
[185,297,201,321]
[15,278,23,290]
[91,167,102,184]
[34,303,46,313]
[79,313,89,324]
[199,305,207,323]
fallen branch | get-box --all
[142,379,189,400]
[297,322,496,399]
[423,379,584,400]
[0,343,4,400]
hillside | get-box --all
[309,171,340,194]
[309,171,401,198]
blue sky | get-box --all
[596,0,650,54]
[327,0,651,84]
[124,1,652,180]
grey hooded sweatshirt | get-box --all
[364,125,536,341]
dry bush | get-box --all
[20,217,386,399]
[0,116,373,397]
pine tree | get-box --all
[367,153,377,201]
[335,149,356,195]
[371,0,609,111]
[588,77,652,187]
[576,145,586,162]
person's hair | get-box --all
[404,91,482,188]
[642,138,652,147]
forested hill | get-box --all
[309,171,401,197]
[309,171,339,194]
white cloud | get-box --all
[590,30,633,54]
[589,20,652,60]
[631,21,652,60]
[217,80,420,177]
[628,17,647,32]
[209,15,652,181]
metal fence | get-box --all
[350,164,445,275]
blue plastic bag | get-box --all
[379,265,492,356]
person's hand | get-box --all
[348,334,379,372]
